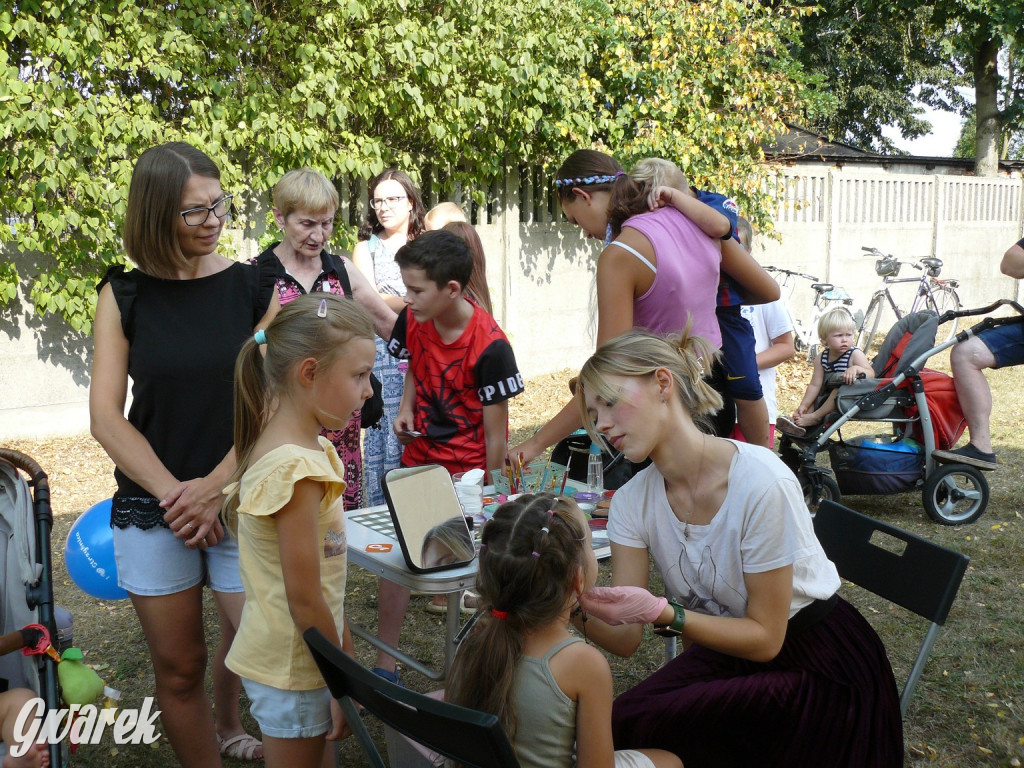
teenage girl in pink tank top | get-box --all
[513,149,779,466]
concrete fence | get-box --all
[3,166,1023,439]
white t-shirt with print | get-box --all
[607,441,839,619]
[740,300,793,422]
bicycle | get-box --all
[855,247,961,352]
[765,265,860,361]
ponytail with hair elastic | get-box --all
[448,493,587,743]
[222,294,375,528]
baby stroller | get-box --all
[778,300,1024,525]
[1,448,64,767]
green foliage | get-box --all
[581,0,809,227]
[926,3,1024,173]
[953,112,975,159]
[2,0,809,332]
[788,1,960,153]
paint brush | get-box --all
[535,454,553,493]
[559,452,573,495]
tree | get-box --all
[786,0,958,153]
[926,3,1024,174]
[583,0,810,215]
[1,0,809,333]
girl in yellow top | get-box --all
[224,294,377,767]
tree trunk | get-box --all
[974,35,1001,176]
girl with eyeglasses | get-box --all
[351,169,426,682]
[89,142,278,765]
[352,169,426,508]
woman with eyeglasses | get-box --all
[352,169,426,505]
[252,169,396,511]
[89,143,278,765]
[351,168,426,683]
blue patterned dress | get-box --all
[362,234,407,506]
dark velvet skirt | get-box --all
[612,597,904,767]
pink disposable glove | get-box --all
[579,586,668,626]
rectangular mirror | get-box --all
[380,465,476,573]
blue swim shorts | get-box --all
[717,306,763,401]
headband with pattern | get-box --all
[553,172,625,188]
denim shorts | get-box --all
[979,322,1024,369]
[112,524,243,596]
[242,678,332,739]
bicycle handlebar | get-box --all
[765,265,819,282]
[861,246,938,272]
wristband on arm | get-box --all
[652,600,686,637]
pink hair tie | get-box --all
[532,551,541,558]
[546,509,555,516]
[491,609,509,620]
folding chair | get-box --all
[813,500,969,718]
[304,627,520,768]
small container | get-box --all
[573,491,600,516]
[587,442,604,494]
[454,469,485,516]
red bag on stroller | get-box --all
[868,313,967,451]
[903,370,967,450]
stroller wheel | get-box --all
[800,472,840,516]
[922,463,990,525]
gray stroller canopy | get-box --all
[871,312,939,379]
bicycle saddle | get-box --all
[921,257,943,270]
[811,283,834,293]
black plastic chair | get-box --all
[813,500,969,718]
[304,627,520,768]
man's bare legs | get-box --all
[948,336,996,453]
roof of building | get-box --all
[764,123,1024,173]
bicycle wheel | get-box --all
[931,285,961,342]
[856,295,885,352]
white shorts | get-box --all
[615,749,657,768]
[241,678,332,739]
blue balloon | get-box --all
[65,499,129,601]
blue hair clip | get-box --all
[253,329,267,345]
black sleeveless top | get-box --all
[99,261,275,529]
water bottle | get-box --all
[587,441,604,494]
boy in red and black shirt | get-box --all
[388,229,522,475]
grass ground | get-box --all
[4,351,1024,767]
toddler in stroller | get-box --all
[780,307,873,435]
[776,306,1014,525]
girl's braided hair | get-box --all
[446,493,587,744]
